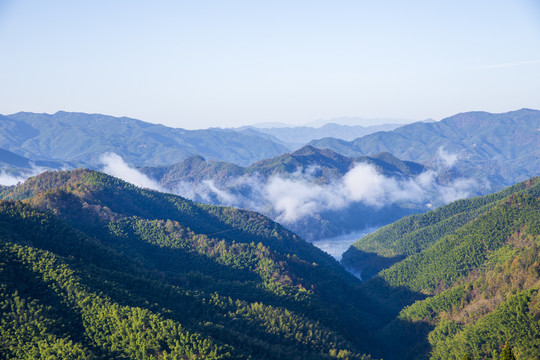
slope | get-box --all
[0,169,378,359]
[310,109,540,187]
[349,177,540,359]
[342,178,540,278]
[0,111,289,166]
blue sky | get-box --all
[1,0,539,129]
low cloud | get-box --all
[97,152,482,226]
[173,161,480,224]
[0,166,49,186]
[100,153,164,191]
[437,147,459,168]
[0,172,29,186]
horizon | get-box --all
[2,107,537,131]
[1,1,539,129]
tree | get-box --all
[500,342,516,360]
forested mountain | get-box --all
[234,123,402,147]
[309,109,540,187]
[0,169,378,359]
[0,112,289,167]
[142,145,424,188]
[344,177,540,359]
[141,146,429,241]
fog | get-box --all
[0,166,49,186]
[98,150,484,234]
[100,153,165,192]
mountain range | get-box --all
[0,109,537,192]
[0,111,289,167]
[140,146,438,241]
[343,176,540,359]
[0,169,537,359]
[0,169,378,359]
[234,123,403,147]
[309,108,540,188]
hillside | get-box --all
[310,109,540,187]
[0,169,378,359]
[142,145,425,188]
[347,177,540,359]
[0,111,289,167]
[141,146,428,241]
[342,178,540,279]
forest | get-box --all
[0,170,538,359]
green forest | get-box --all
[0,169,376,359]
[0,170,538,359]
[344,177,540,359]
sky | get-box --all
[1,0,539,129]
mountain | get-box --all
[345,177,540,359]
[0,147,66,170]
[141,146,430,241]
[305,117,416,128]
[143,145,425,187]
[0,111,290,167]
[1,169,537,359]
[0,169,378,359]
[309,109,540,187]
[234,123,403,147]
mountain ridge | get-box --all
[0,111,290,167]
[309,109,540,187]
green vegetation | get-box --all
[352,177,540,359]
[0,169,376,359]
[2,168,539,359]
[342,177,540,277]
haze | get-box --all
[1,0,539,129]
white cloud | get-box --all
[0,165,49,186]
[437,147,459,168]
[0,172,28,186]
[99,153,164,191]
[171,160,481,224]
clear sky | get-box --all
[1,0,539,129]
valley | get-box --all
[0,109,538,359]
[3,2,538,358]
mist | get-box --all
[100,153,164,191]
[0,166,49,186]
[97,151,484,241]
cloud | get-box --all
[437,147,459,168]
[0,165,49,186]
[99,153,164,191]
[0,172,28,186]
[170,160,480,224]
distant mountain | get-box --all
[0,169,377,359]
[305,116,417,128]
[143,145,425,188]
[0,147,66,170]
[0,147,33,168]
[0,111,290,166]
[347,177,540,359]
[234,123,403,147]
[141,146,464,241]
[309,109,540,187]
